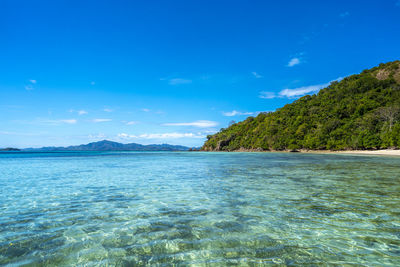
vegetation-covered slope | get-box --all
[203,61,400,151]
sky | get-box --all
[1,0,400,148]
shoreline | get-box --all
[201,148,400,156]
[297,149,400,156]
[324,149,400,156]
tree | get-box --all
[201,61,400,151]
[377,106,400,130]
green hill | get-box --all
[202,61,400,151]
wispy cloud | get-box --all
[125,121,138,125]
[252,72,263,78]
[92,118,112,123]
[88,133,106,139]
[279,83,331,98]
[118,132,205,140]
[36,119,77,125]
[340,11,350,17]
[260,77,343,99]
[69,109,88,115]
[61,119,77,124]
[259,91,277,99]
[163,120,218,128]
[287,57,301,67]
[168,78,192,85]
[141,108,150,112]
[25,79,37,90]
[14,118,78,126]
[103,108,113,112]
[222,110,255,117]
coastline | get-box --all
[325,149,400,156]
[201,148,400,156]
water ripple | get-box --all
[0,152,399,265]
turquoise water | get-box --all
[0,152,399,266]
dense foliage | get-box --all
[203,61,400,151]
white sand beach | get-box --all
[336,149,400,156]
[299,149,400,156]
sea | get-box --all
[0,151,399,266]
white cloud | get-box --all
[287,57,301,67]
[103,108,113,112]
[340,11,350,17]
[259,91,277,99]
[163,120,218,128]
[69,109,88,115]
[117,132,205,140]
[14,118,78,126]
[278,83,330,98]
[222,110,254,116]
[93,118,112,123]
[126,121,138,125]
[88,133,106,139]
[252,72,263,78]
[141,108,150,112]
[118,133,130,138]
[61,119,77,124]
[40,119,77,125]
[260,77,343,99]
[29,79,37,84]
[168,78,192,85]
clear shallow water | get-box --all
[0,152,399,266]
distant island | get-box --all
[0,147,21,151]
[21,140,192,152]
[202,60,400,151]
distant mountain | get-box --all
[0,147,21,151]
[203,60,400,151]
[23,140,190,151]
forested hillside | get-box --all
[202,61,400,151]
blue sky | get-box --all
[1,0,399,148]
